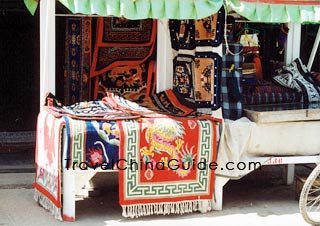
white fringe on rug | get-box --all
[122,200,212,218]
[34,189,62,221]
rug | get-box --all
[64,17,92,105]
[34,110,65,220]
[118,115,218,218]
[173,54,195,101]
[63,116,120,171]
[169,9,224,50]
[194,10,224,47]
[90,18,157,101]
[169,8,224,109]
[171,51,222,109]
[33,99,131,221]
[103,90,196,117]
[194,52,221,109]
[169,19,196,51]
[44,101,137,122]
[96,59,157,103]
[35,93,219,220]
[145,89,196,116]
[91,18,156,74]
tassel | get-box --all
[121,200,212,218]
[34,189,62,221]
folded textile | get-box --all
[243,81,302,105]
[242,63,256,75]
[34,99,126,221]
[34,110,65,220]
[310,72,320,86]
[273,58,320,103]
[144,89,196,116]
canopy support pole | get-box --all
[307,26,320,71]
[285,23,301,65]
[156,19,173,92]
[40,0,56,107]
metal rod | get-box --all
[234,20,280,24]
[55,13,108,17]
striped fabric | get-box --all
[242,81,302,105]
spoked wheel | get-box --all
[299,164,320,225]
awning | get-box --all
[24,0,39,15]
[24,0,320,22]
[24,0,224,19]
[226,0,320,23]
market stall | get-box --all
[23,0,320,222]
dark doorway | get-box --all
[0,0,39,171]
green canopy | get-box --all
[24,0,224,19]
[226,0,320,23]
[24,0,319,22]
[24,0,39,15]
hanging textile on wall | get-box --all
[169,11,224,51]
[64,17,92,105]
[96,60,157,103]
[172,54,195,101]
[194,52,221,109]
[91,18,156,75]
[169,20,196,51]
[169,8,224,110]
[194,13,224,47]
[90,18,157,103]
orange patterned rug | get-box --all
[118,115,219,218]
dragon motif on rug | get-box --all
[140,118,196,178]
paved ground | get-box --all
[0,165,313,226]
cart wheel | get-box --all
[299,164,320,225]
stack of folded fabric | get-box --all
[242,80,302,105]
[273,58,320,104]
[241,62,258,86]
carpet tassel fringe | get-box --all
[34,189,62,221]
[122,200,212,218]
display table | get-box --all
[213,102,320,211]
[243,102,320,123]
